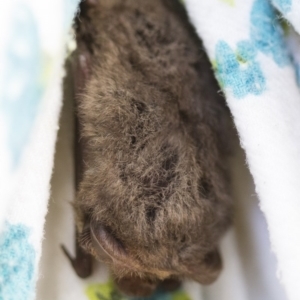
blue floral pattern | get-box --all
[250,0,290,67]
[0,223,35,300]
[214,0,293,99]
[215,40,266,98]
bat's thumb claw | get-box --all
[61,244,92,278]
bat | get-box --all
[62,0,234,296]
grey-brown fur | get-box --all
[72,0,234,296]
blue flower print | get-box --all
[0,223,36,300]
[250,0,290,67]
[214,40,266,99]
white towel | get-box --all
[184,0,300,299]
[0,1,80,299]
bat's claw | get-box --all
[61,244,93,278]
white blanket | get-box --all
[184,0,300,299]
[0,0,80,299]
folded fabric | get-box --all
[184,0,300,299]
[0,0,80,299]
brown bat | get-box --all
[62,0,234,296]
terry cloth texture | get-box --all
[184,0,300,300]
[0,0,80,299]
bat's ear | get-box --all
[90,221,130,265]
[186,248,222,285]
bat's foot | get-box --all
[61,244,92,278]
